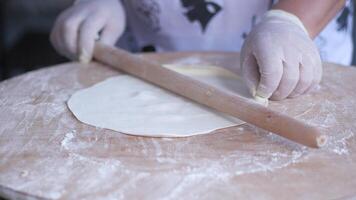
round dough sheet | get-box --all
[67,65,259,137]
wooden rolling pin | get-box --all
[93,42,327,148]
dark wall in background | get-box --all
[353,1,356,65]
[0,1,6,80]
[0,0,72,80]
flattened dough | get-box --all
[68,64,262,137]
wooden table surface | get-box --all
[0,52,356,200]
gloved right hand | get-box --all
[50,0,126,63]
[240,10,322,101]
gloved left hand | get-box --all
[50,0,126,63]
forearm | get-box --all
[273,0,346,38]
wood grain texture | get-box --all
[93,43,325,148]
[0,52,355,200]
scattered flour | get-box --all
[0,62,354,199]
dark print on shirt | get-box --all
[131,0,161,32]
[336,4,352,32]
[242,15,258,39]
[181,0,222,32]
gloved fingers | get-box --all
[254,48,284,99]
[60,12,87,60]
[99,20,125,45]
[50,7,88,61]
[50,22,64,57]
[50,15,74,60]
[241,53,260,97]
[270,60,300,100]
[305,55,323,93]
[270,49,301,100]
[78,15,106,63]
[289,57,314,98]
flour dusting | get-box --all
[0,62,355,199]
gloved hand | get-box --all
[240,10,322,101]
[50,0,126,63]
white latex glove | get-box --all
[240,10,322,101]
[50,0,126,63]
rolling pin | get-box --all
[93,42,327,148]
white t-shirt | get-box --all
[315,0,353,65]
[122,0,353,65]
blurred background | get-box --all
[0,0,73,81]
[0,0,355,81]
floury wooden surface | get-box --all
[93,44,325,148]
[0,52,355,199]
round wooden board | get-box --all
[0,52,355,200]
